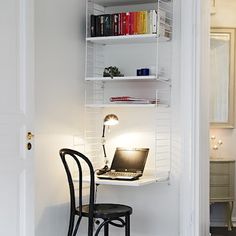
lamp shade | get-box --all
[103,114,119,126]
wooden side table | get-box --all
[210,159,235,230]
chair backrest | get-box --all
[60,148,95,219]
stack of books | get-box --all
[110,96,160,104]
[90,10,171,38]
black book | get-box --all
[95,15,101,37]
[90,15,96,37]
[103,14,111,36]
[113,14,119,36]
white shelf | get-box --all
[94,0,159,7]
[85,104,169,108]
[86,75,157,81]
[85,103,170,108]
[80,175,168,186]
[85,76,171,85]
[85,103,157,108]
[86,34,170,45]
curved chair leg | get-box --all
[94,219,110,236]
[88,218,94,236]
[68,214,75,236]
[72,216,82,236]
[104,221,109,236]
[125,215,130,236]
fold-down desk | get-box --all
[78,175,168,187]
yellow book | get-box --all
[137,11,143,34]
[143,11,148,34]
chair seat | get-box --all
[78,203,132,219]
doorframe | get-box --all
[179,0,210,235]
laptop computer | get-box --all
[97,147,149,181]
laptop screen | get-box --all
[110,148,149,172]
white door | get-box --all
[0,0,34,235]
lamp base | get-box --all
[96,165,109,175]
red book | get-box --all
[129,12,135,35]
[121,13,126,35]
[110,96,131,102]
[110,96,159,104]
[125,12,130,35]
[133,12,138,34]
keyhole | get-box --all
[27,142,32,150]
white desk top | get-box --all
[77,175,168,187]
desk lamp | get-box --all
[100,114,119,172]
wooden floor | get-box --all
[210,227,236,236]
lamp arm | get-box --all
[102,125,108,165]
[102,144,107,159]
[102,124,105,138]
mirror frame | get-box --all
[210,28,235,128]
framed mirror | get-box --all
[210,28,235,128]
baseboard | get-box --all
[210,217,236,227]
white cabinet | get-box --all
[84,0,173,181]
[210,160,235,230]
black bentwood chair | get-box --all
[60,148,132,236]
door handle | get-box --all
[27,132,35,140]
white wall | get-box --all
[210,0,236,226]
[35,0,86,235]
[35,0,181,235]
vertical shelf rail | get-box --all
[84,107,103,168]
[156,87,171,107]
[85,80,105,105]
[86,0,105,78]
[157,0,173,80]
[155,0,173,181]
[158,0,173,39]
[155,106,171,180]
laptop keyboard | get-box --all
[97,171,142,180]
[108,172,137,177]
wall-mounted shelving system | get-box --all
[84,0,173,183]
